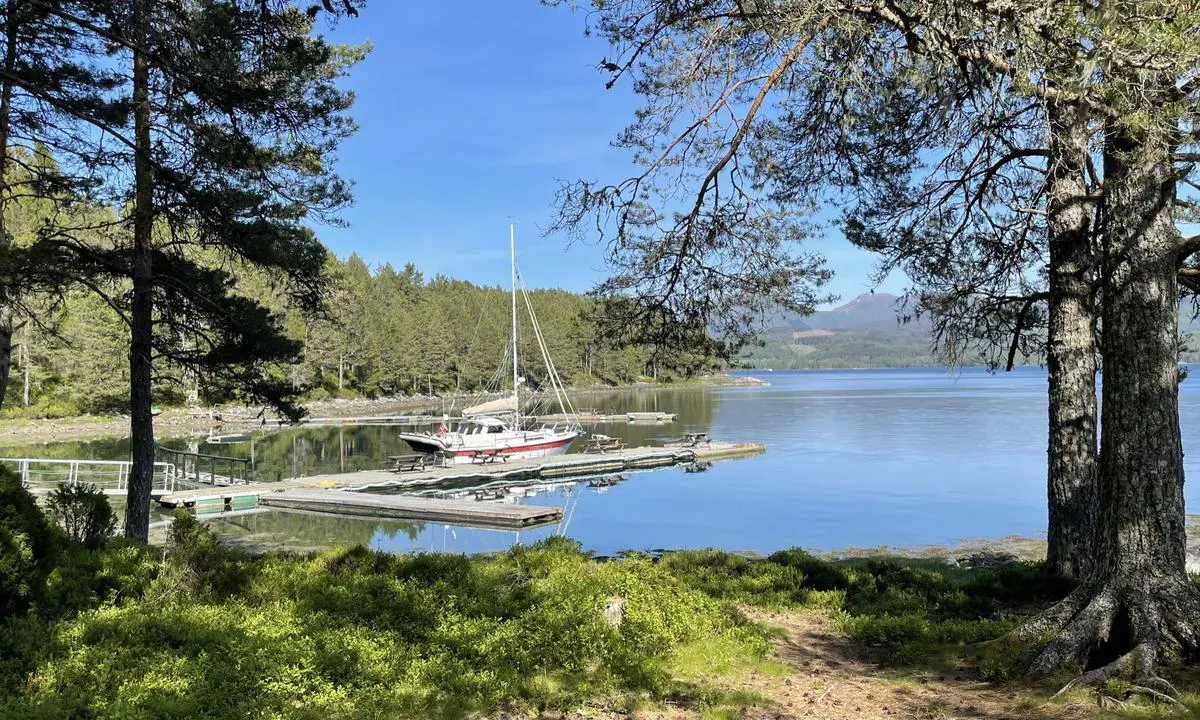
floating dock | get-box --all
[157,441,764,528]
[260,489,562,528]
[533,411,677,424]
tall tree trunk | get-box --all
[1044,103,1098,579]
[21,326,28,407]
[0,1,20,412]
[182,330,198,404]
[124,0,155,542]
[1021,124,1200,681]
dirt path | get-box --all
[597,610,1096,720]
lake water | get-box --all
[10,367,1200,555]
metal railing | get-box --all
[156,447,252,486]
[1,458,178,495]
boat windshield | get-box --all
[455,417,510,435]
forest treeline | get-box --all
[3,251,718,418]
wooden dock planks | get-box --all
[156,441,766,525]
[259,489,561,528]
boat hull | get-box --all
[397,430,580,464]
[442,435,576,464]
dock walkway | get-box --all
[156,441,764,528]
[261,489,561,528]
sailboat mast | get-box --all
[510,223,519,425]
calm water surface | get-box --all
[11,367,1200,555]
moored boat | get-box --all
[397,225,584,464]
[397,415,580,462]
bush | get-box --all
[0,467,59,616]
[658,547,1075,669]
[164,510,251,597]
[40,540,159,618]
[45,484,114,549]
[0,536,772,718]
[656,550,807,606]
[766,548,849,591]
[978,636,1048,682]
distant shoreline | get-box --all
[0,373,765,446]
[733,363,1045,372]
[167,516,1200,571]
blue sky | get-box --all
[314,2,901,306]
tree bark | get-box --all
[1044,103,1098,579]
[1021,123,1200,681]
[124,0,155,542]
[21,326,28,407]
[0,1,21,412]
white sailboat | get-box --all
[396,225,584,464]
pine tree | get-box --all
[0,1,125,411]
[101,0,366,541]
[549,0,1200,682]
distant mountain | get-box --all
[745,293,935,369]
[807,293,915,330]
[749,293,1200,368]
[772,293,917,330]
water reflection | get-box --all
[203,474,629,556]
[0,385,720,483]
[18,368,1200,555]
[204,509,426,554]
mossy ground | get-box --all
[5,509,1200,719]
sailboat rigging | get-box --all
[396,225,584,463]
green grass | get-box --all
[0,472,1093,719]
[1107,697,1200,718]
[657,548,1076,666]
[0,512,775,719]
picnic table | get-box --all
[585,434,626,454]
[387,454,428,472]
[681,432,710,447]
[469,449,508,464]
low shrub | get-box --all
[45,483,115,549]
[837,611,931,649]
[656,549,807,606]
[0,504,1081,716]
[163,510,252,597]
[978,635,1048,682]
[658,547,1074,668]
[0,468,59,617]
[0,533,772,718]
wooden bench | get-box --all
[585,434,626,454]
[387,454,428,472]
[469,449,508,464]
[682,432,711,447]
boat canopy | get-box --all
[462,395,518,416]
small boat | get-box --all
[397,225,583,464]
[626,411,677,422]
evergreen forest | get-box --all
[5,248,719,418]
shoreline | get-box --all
[0,373,767,446]
[194,513,1200,570]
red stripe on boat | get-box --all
[449,437,576,457]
